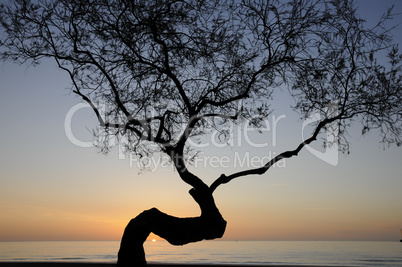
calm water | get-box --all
[0,240,401,266]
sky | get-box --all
[0,0,402,242]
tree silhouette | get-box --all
[1,0,401,266]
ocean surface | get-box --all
[0,240,401,266]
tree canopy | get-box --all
[1,0,400,193]
[1,0,401,193]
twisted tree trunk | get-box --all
[117,188,227,267]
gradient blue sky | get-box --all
[0,0,401,242]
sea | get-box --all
[0,240,401,266]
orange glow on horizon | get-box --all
[147,233,159,242]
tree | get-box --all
[1,0,401,266]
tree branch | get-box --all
[149,20,194,115]
[210,114,342,193]
[166,146,209,192]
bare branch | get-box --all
[210,114,342,192]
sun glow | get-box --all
[147,233,159,241]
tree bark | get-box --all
[117,188,227,267]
